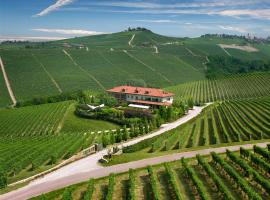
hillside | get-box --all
[166,72,270,103]
[0,101,118,183]
[1,30,270,107]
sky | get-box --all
[1,0,270,41]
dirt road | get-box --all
[128,34,135,47]
[0,56,16,106]
[1,141,268,200]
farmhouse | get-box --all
[107,85,174,108]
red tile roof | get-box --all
[107,85,174,97]
[129,100,172,106]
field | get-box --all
[1,30,270,106]
[119,98,270,160]
[0,101,119,183]
[166,72,270,103]
[31,144,270,200]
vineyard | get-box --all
[1,30,270,106]
[123,97,270,155]
[0,101,118,183]
[166,72,270,103]
[31,144,270,200]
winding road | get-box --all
[2,103,268,200]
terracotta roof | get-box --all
[107,85,174,97]
[129,100,172,106]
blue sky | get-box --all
[1,0,270,41]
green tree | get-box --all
[166,106,173,121]
[110,131,115,144]
[116,129,122,143]
[122,125,129,141]
[139,124,144,135]
[155,116,161,128]
[187,97,194,109]
[102,133,109,147]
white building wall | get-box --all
[126,94,173,104]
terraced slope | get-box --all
[123,98,270,154]
[166,72,270,103]
[31,145,270,200]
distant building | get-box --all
[107,85,174,108]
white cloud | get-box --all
[84,1,256,9]
[217,9,270,20]
[34,0,75,17]
[135,19,177,24]
[32,28,105,35]
[218,25,247,33]
[0,36,66,42]
[112,8,270,20]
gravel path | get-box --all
[1,141,269,200]
[0,56,16,106]
[128,34,135,47]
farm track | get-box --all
[219,46,232,56]
[62,49,105,90]
[153,45,159,53]
[123,50,173,85]
[1,142,269,200]
[32,54,63,93]
[128,34,135,47]
[0,56,16,106]
[185,47,197,57]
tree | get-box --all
[122,125,129,141]
[166,106,173,121]
[139,124,144,135]
[102,133,109,147]
[144,120,149,133]
[159,106,167,120]
[0,171,7,189]
[110,131,115,144]
[187,97,194,109]
[115,129,122,143]
[155,116,162,128]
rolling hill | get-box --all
[1,30,270,107]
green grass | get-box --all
[60,104,119,133]
[31,145,270,200]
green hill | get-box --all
[1,30,270,106]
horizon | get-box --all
[1,0,270,41]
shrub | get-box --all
[83,179,95,200]
[62,187,72,200]
[105,173,115,200]
[147,166,160,200]
[127,169,136,200]
[0,171,7,189]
